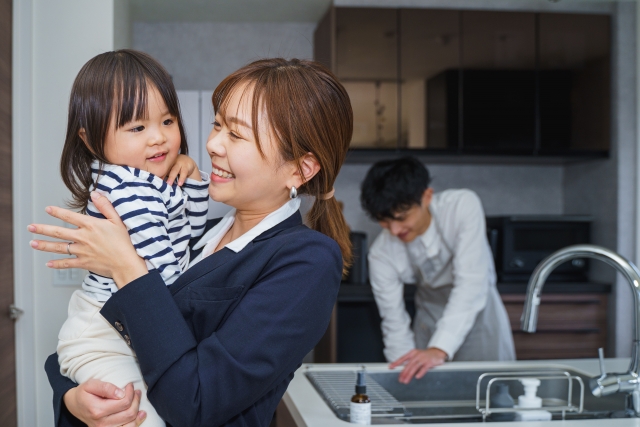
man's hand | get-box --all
[389,347,448,384]
[166,154,201,186]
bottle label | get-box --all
[350,402,371,425]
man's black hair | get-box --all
[360,156,431,221]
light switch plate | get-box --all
[52,266,85,286]
[51,221,86,286]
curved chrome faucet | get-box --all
[521,244,640,412]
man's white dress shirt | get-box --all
[368,189,497,361]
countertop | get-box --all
[283,358,640,427]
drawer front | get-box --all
[512,331,606,360]
[501,293,608,360]
[502,294,607,331]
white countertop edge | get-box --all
[283,358,640,427]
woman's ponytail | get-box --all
[307,196,352,276]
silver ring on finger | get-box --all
[66,242,74,256]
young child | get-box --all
[56,50,210,427]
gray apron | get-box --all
[409,212,516,362]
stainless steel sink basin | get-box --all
[305,366,630,424]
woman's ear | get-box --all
[288,152,321,188]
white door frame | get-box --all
[12,0,37,425]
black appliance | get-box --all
[344,231,368,285]
[486,215,592,282]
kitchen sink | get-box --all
[305,366,630,424]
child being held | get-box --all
[56,50,210,427]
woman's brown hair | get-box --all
[212,58,353,274]
[60,49,188,212]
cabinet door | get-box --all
[539,13,610,153]
[401,9,460,150]
[461,11,537,153]
[336,8,399,149]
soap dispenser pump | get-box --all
[515,378,552,421]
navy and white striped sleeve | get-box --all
[107,181,183,285]
[181,170,210,238]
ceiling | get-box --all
[130,0,332,22]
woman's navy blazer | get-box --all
[46,210,342,427]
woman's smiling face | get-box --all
[205,82,293,213]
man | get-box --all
[361,157,515,384]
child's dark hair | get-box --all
[360,156,432,221]
[60,49,188,212]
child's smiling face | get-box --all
[101,84,182,179]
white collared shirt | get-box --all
[368,189,496,361]
[190,197,302,265]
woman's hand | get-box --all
[389,347,448,384]
[64,380,147,427]
[166,154,201,186]
[28,192,148,288]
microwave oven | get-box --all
[486,215,592,282]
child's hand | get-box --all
[166,154,201,186]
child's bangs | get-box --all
[112,68,149,129]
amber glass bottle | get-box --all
[350,371,371,424]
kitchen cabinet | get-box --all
[502,293,608,360]
[314,7,611,160]
[315,283,611,363]
[462,11,536,71]
[334,8,399,149]
[400,9,460,150]
[538,13,611,154]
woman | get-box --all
[30,57,353,427]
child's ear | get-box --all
[78,128,96,155]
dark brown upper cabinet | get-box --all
[314,7,611,160]
[400,9,460,150]
[538,13,611,154]
[449,11,538,154]
[333,8,399,149]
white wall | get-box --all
[13,1,120,425]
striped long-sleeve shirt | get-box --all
[82,161,210,302]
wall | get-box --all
[338,163,564,245]
[562,1,637,357]
[114,0,132,50]
[133,21,316,90]
[12,1,121,425]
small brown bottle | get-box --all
[350,371,371,424]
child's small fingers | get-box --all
[166,167,179,184]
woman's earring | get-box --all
[289,186,298,199]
